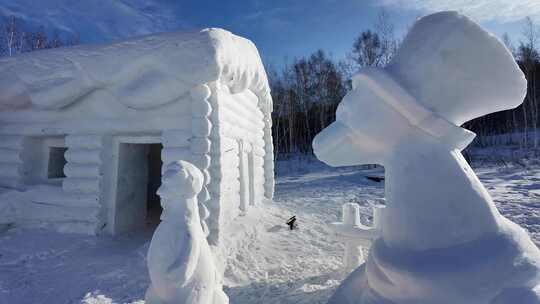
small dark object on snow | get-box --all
[366,176,385,182]
[286,216,297,230]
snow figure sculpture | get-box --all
[146,161,229,304]
[313,12,540,304]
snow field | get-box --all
[1,159,539,303]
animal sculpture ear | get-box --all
[166,230,201,284]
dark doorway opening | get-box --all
[146,144,163,228]
[114,142,163,234]
[48,147,67,179]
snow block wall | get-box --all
[204,82,268,244]
[188,84,213,236]
[60,135,103,233]
[0,136,25,189]
[0,28,275,244]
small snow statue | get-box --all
[145,161,229,304]
[313,11,540,304]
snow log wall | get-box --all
[0,135,102,233]
[60,135,103,233]
[0,82,274,240]
[0,136,25,189]
[201,82,272,244]
[0,93,194,234]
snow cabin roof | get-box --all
[0,28,272,112]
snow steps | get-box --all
[26,200,99,223]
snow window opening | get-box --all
[47,147,67,179]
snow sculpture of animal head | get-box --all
[313,11,526,166]
[157,160,204,201]
[318,12,540,304]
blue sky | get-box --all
[176,0,416,66]
[0,0,536,67]
[169,0,536,67]
[209,1,418,65]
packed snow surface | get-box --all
[1,158,540,304]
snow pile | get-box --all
[2,160,540,303]
[314,11,540,304]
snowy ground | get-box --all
[1,158,539,304]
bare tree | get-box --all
[375,9,398,66]
[351,30,383,68]
[3,16,23,56]
[502,33,516,57]
[0,16,79,58]
[349,9,399,71]
[270,51,347,157]
[519,17,540,149]
[49,31,63,49]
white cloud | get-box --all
[379,0,540,23]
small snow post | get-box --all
[331,203,383,273]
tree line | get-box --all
[269,10,397,158]
[0,16,78,57]
[270,13,540,159]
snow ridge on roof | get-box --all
[0,28,271,112]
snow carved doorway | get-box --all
[109,136,164,235]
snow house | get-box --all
[0,28,275,243]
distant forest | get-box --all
[0,16,78,56]
[269,11,540,158]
